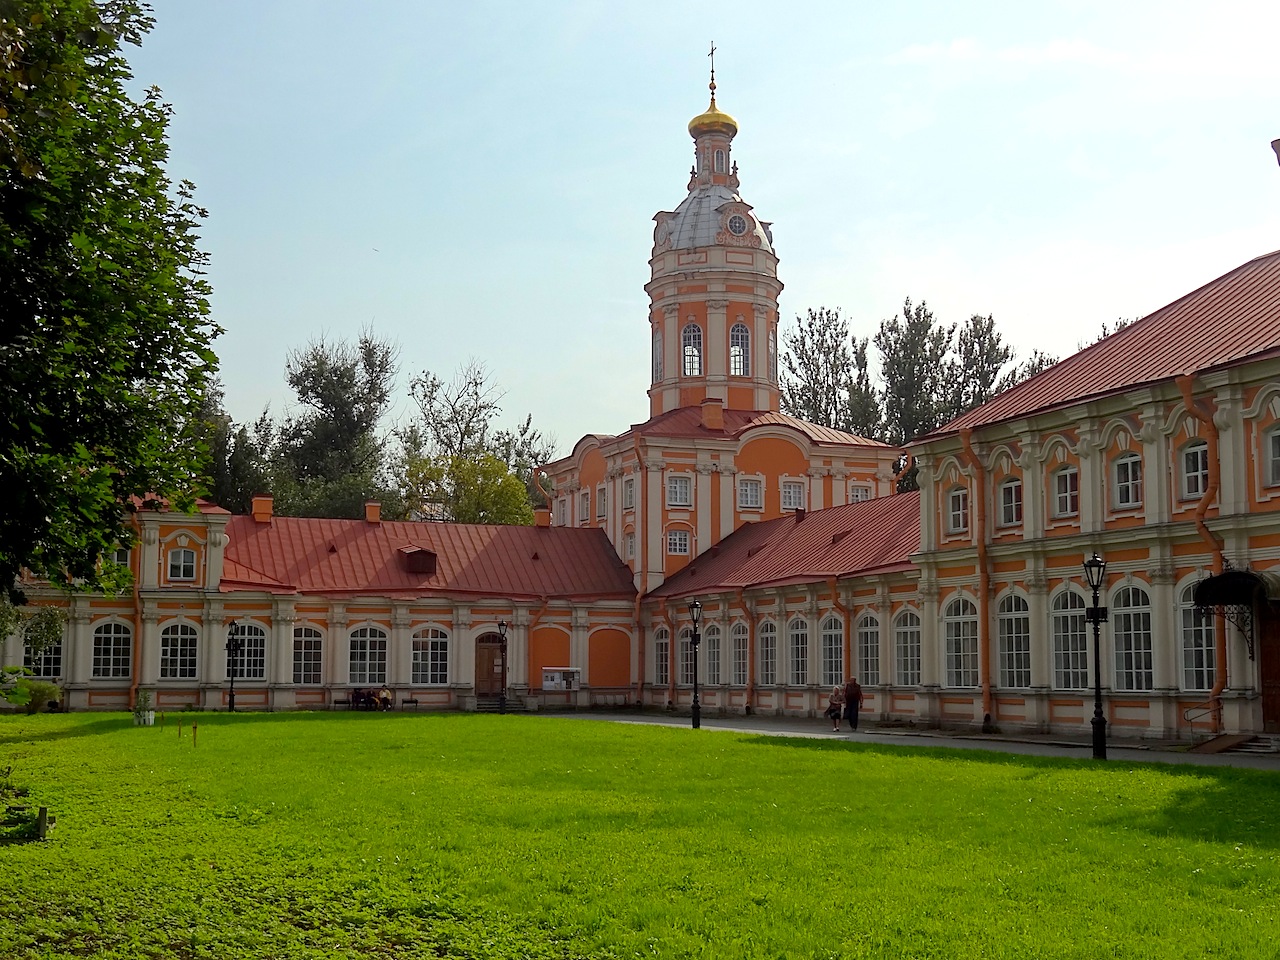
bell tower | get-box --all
[646,49,783,418]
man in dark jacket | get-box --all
[843,677,864,731]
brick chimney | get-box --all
[534,508,551,527]
[364,501,381,524]
[701,396,724,431]
[250,495,273,524]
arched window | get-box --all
[1112,584,1153,690]
[788,618,809,685]
[92,621,131,678]
[730,322,751,376]
[228,621,267,680]
[652,329,663,382]
[1113,453,1143,509]
[1180,585,1215,691]
[768,330,777,382]
[1051,592,1088,689]
[160,622,198,679]
[412,627,449,685]
[349,625,388,685]
[856,615,880,686]
[820,615,843,687]
[654,627,670,686]
[759,621,777,685]
[293,626,323,684]
[731,623,749,685]
[705,624,721,686]
[679,627,696,686]
[894,611,921,686]
[682,323,703,376]
[1180,440,1209,500]
[944,598,979,687]
[714,148,725,172]
[997,595,1030,688]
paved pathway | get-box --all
[565,710,1280,772]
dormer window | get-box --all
[168,547,196,581]
[398,545,437,576]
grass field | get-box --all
[1,711,1278,959]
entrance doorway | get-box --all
[475,634,504,697]
[1259,608,1280,733]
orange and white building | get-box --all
[9,78,1280,740]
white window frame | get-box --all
[25,639,62,680]
[894,611,921,686]
[679,628,696,685]
[228,621,267,680]
[759,621,777,686]
[848,483,872,503]
[820,615,843,687]
[666,529,690,555]
[1113,585,1153,691]
[947,487,969,534]
[623,477,635,510]
[554,498,567,525]
[666,474,692,507]
[788,618,808,686]
[1180,586,1215,691]
[781,480,805,512]
[738,477,763,511]
[1181,440,1209,500]
[413,627,450,685]
[293,626,323,685]
[1051,592,1088,690]
[731,623,749,685]
[1114,454,1143,509]
[654,628,670,686]
[624,532,635,560]
[998,478,1023,527]
[944,598,979,687]
[652,329,663,382]
[596,485,607,518]
[730,322,751,376]
[349,626,388,685]
[1053,466,1079,518]
[168,547,196,581]
[857,615,880,686]
[682,323,703,377]
[997,595,1031,688]
[705,624,721,686]
[91,621,131,679]
[1268,429,1280,487]
[160,622,198,680]
[579,491,590,525]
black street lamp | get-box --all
[497,620,508,715]
[688,599,702,729]
[225,620,244,713]
[1082,552,1108,760]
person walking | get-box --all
[825,684,845,732]
[843,676,864,731]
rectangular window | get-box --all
[667,475,692,507]
[349,630,388,685]
[1182,444,1209,500]
[160,626,198,680]
[666,530,690,555]
[781,480,805,511]
[623,478,635,510]
[24,642,62,680]
[895,614,921,686]
[1270,432,1280,487]
[1115,456,1143,508]
[857,619,880,686]
[789,622,808,685]
[998,611,1031,688]
[1052,598,1088,689]
[579,491,590,524]
[596,486,607,518]
[293,628,323,684]
[679,632,696,685]
[92,624,132,679]
[412,634,449,685]
[820,620,843,687]
[705,628,720,685]
[654,632,669,686]
[554,498,566,525]
[227,626,267,680]
[738,478,763,510]
[999,480,1023,526]
[731,625,749,685]
[945,618,979,687]
[848,484,872,503]
[948,488,969,533]
[1054,467,1079,517]
[112,547,130,566]
[759,625,777,685]
[168,548,196,581]
[625,532,635,559]
[1182,605,1215,691]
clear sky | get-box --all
[129,1,1280,457]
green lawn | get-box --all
[1,712,1278,959]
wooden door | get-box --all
[1259,607,1280,734]
[475,640,503,696]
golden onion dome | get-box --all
[688,87,738,139]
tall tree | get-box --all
[0,1,218,600]
[950,313,1014,418]
[400,361,555,522]
[780,307,882,438]
[875,298,957,445]
[271,331,403,518]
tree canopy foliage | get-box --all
[0,0,218,600]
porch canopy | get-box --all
[1193,569,1280,607]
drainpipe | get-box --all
[128,513,143,709]
[736,587,755,711]
[1177,375,1227,730]
[958,428,993,723]
[827,577,851,679]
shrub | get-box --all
[21,680,61,715]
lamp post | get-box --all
[225,620,244,713]
[688,599,702,729]
[497,620,508,715]
[1082,553,1108,760]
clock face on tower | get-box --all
[727,214,749,236]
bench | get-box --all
[400,698,419,711]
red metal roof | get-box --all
[928,249,1280,439]
[221,516,637,601]
[648,491,921,599]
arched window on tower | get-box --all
[652,329,663,382]
[682,323,703,376]
[730,322,750,376]
[715,149,725,173]
[768,330,778,382]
